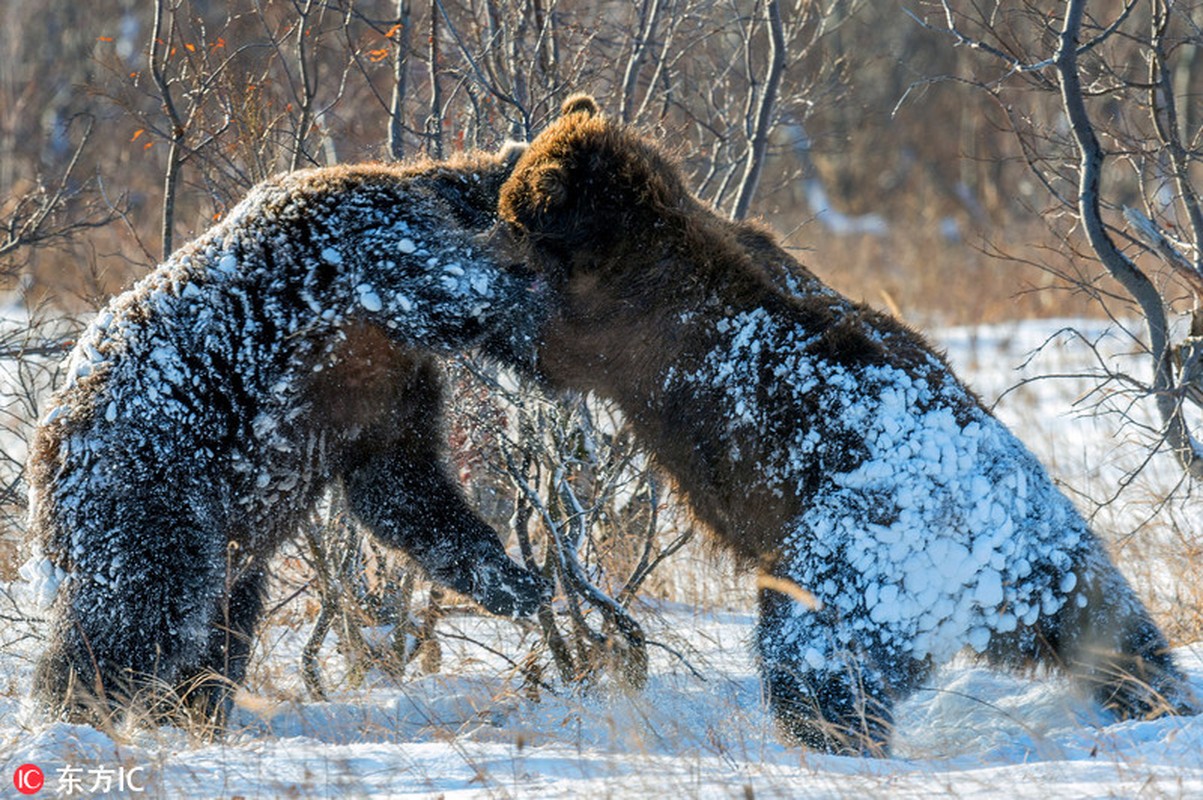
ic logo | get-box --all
[13,763,44,795]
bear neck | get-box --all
[534,251,805,560]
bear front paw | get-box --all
[469,559,552,618]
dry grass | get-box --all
[774,216,1112,327]
[1105,502,1203,649]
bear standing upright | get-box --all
[496,96,1195,754]
[29,145,547,725]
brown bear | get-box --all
[28,144,548,725]
[495,96,1196,754]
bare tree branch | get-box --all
[289,0,321,171]
[149,0,186,258]
[1123,206,1203,296]
[619,0,664,124]
[1055,0,1203,480]
[731,0,785,221]
[1147,0,1203,273]
[388,0,413,160]
[0,116,115,270]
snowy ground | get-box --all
[1,317,1202,798]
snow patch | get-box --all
[356,283,383,313]
[19,552,66,608]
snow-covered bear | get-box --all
[496,95,1196,754]
[28,146,547,725]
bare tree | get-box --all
[730,0,786,221]
[144,0,241,257]
[388,1,413,160]
[911,0,1203,484]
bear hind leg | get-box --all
[986,546,1196,720]
[33,496,226,726]
[174,567,269,726]
[35,570,223,727]
[756,586,931,755]
[1049,555,1195,719]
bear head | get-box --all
[496,96,777,391]
[495,95,777,391]
[498,95,693,284]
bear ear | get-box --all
[497,140,528,169]
[499,160,569,232]
[561,93,599,118]
[531,163,569,216]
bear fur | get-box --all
[29,145,548,725]
[496,96,1196,754]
